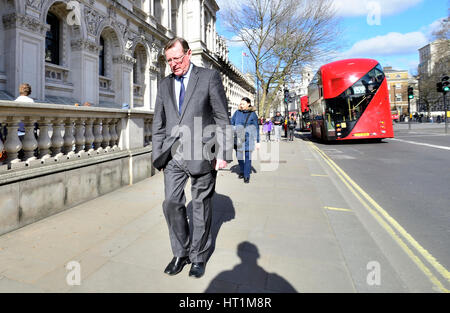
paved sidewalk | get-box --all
[0,135,436,292]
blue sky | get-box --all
[215,0,448,75]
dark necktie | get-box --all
[178,76,185,115]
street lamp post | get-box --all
[284,88,289,138]
[445,93,448,134]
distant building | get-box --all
[418,39,449,77]
[417,39,450,114]
[384,66,415,115]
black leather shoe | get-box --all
[244,177,250,184]
[238,174,244,179]
[164,257,190,276]
[189,262,205,278]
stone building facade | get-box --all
[0,0,254,112]
[384,66,416,115]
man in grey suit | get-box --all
[152,37,232,278]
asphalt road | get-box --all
[303,123,450,277]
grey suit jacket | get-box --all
[152,64,232,175]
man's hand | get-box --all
[213,159,228,171]
[256,143,261,150]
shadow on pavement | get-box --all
[229,164,257,176]
[295,131,388,145]
[204,241,298,293]
[187,192,236,263]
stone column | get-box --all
[109,118,119,151]
[0,117,5,164]
[101,118,112,151]
[144,118,152,146]
[74,118,86,155]
[84,118,95,154]
[63,118,76,158]
[4,117,22,165]
[22,117,38,163]
[93,118,103,153]
[2,13,48,101]
[51,118,65,159]
[113,55,136,110]
[38,118,52,161]
[71,39,101,105]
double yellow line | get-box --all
[308,142,450,293]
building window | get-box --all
[153,0,161,22]
[396,94,402,102]
[99,36,105,76]
[396,84,401,89]
[45,12,60,65]
[133,50,138,84]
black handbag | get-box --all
[234,112,252,150]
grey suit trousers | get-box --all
[163,158,217,263]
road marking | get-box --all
[311,174,328,177]
[391,138,450,151]
[324,206,352,212]
[308,142,450,293]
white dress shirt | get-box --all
[174,62,193,106]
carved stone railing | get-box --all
[133,83,144,98]
[0,101,153,172]
[99,76,113,92]
[45,63,72,86]
[0,100,155,236]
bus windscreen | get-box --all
[324,64,385,137]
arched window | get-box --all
[99,36,105,76]
[133,50,138,84]
[45,12,60,65]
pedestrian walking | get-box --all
[151,37,231,279]
[287,115,296,141]
[273,111,284,142]
[263,118,273,142]
[231,97,260,184]
[15,83,34,140]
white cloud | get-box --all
[226,35,246,48]
[341,31,428,58]
[420,17,447,39]
[332,0,423,17]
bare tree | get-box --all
[417,13,449,116]
[221,0,340,117]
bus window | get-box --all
[326,65,385,123]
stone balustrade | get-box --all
[0,100,153,172]
[0,100,155,236]
[45,63,71,85]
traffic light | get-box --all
[408,86,414,99]
[442,75,450,93]
[284,88,289,103]
[437,81,443,93]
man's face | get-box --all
[165,41,192,77]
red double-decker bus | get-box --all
[299,96,310,131]
[308,58,394,141]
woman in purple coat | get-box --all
[263,118,273,142]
